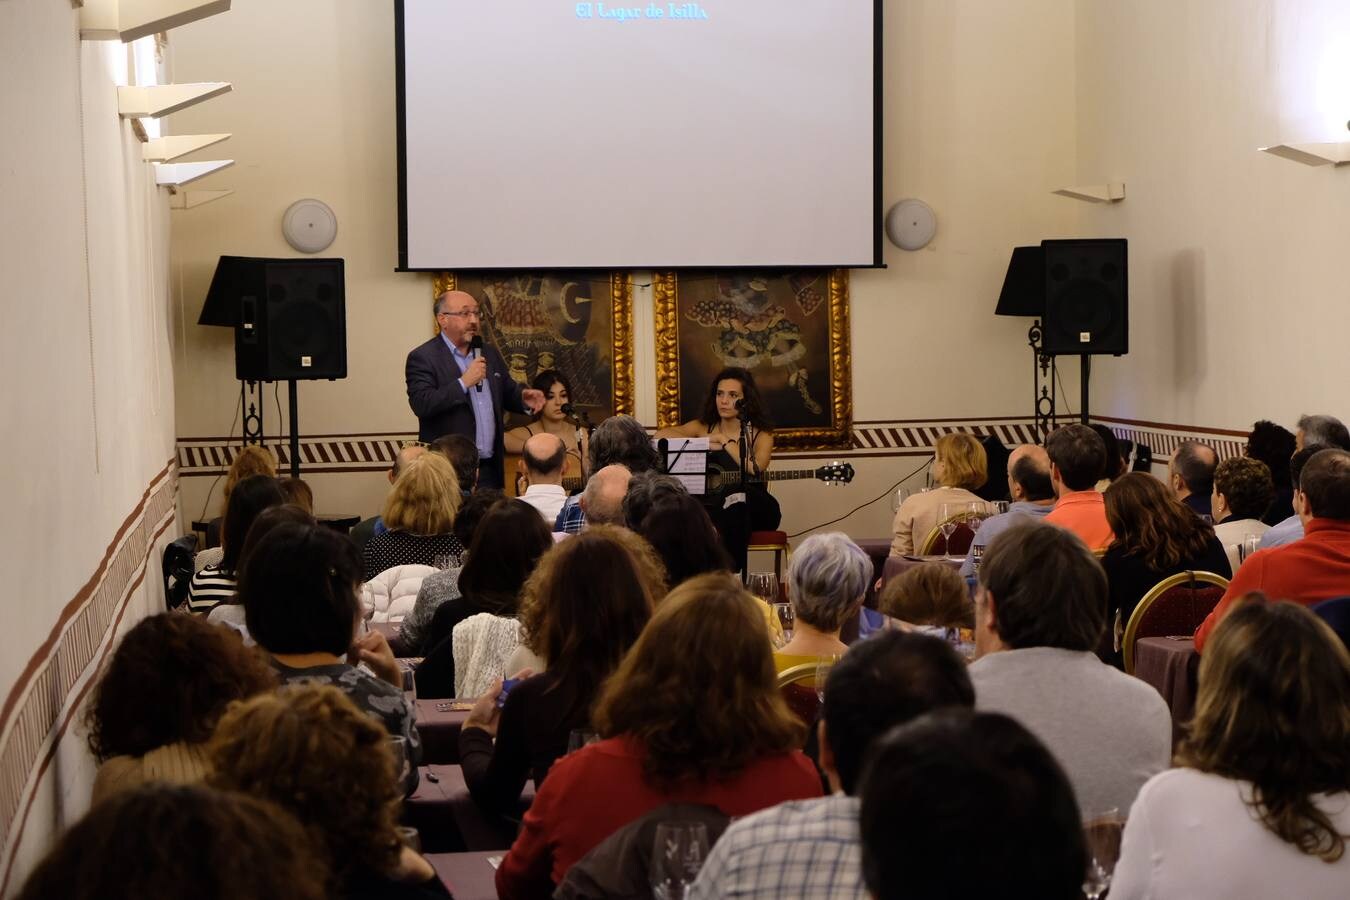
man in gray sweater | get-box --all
[969,521,1171,817]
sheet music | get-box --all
[654,436,710,495]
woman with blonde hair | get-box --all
[203,445,278,551]
[1112,599,1350,899]
[890,433,989,556]
[457,526,666,819]
[209,685,443,899]
[361,452,464,580]
[495,573,821,897]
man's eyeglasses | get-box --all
[438,309,481,320]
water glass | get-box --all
[388,735,411,789]
[1240,533,1261,564]
[891,486,912,512]
[991,500,1010,516]
[1081,808,1123,900]
[567,729,600,754]
[771,603,795,647]
[434,553,456,570]
[396,826,423,853]
[650,821,710,900]
[747,572,779,604]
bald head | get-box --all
[1008,444,1054,502]
[389,444,426,484]
[580,464,632,526]
[523,432,567,481]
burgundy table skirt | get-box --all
[404,764,534,854]
[427,851,502,900]
[414,700,471,765]
[1133,636,1200,747]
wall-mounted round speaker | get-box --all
[885,199,937,250]
[282,199,338,254]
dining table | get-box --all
[414,699,472,765]
[426,851,503,900]
[404,764,534,854]
[1132,635,1200,746]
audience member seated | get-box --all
[1211,456,1274,570]
[1295,412,1350,451]
[1101,472,1231,661]
[85,614,275,806]
[1112,600,1350,899]
[773,532,870,673]
[1312,596,1350,651]
[889,432,988,557]
[555,414,659,533]
[960,443,1056,577]
[430,432,480,496]
[1245,419,1297,525]
[209,685,443,899]
[515,432,570,524]
[16,784,329,900]
[278,475,313,514]
[201,444,278,552]
[1043,423,1115,551]
[494,573,822,897]
[1090,423,1128,489]
[361,453,464,581]
[349,442,426,553]
[1260,443,1325,548]
[858,710,1087,900]
[878,562,974,636]
[690,631,975,899]
[627,477,732,586]
[1196,448,1350,650]
[504,369,589,483]
[458,526,665,819]
[1169,439,1218,518]
[970,522,1171,814]
[207,504,316,644]
[241,521,422,788]
[187,474,285,615]
[399,489,504,656]
[577,463,632,528]
[415,499,553,698]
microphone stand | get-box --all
[737,409,750,492]
[570,409,594,482]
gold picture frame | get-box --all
[654,270,852,449]
[432,272,635,420]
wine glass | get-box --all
[966,501,986,534]
[747,572,780,605]
[1082,808,1123,900]
[937,503,957,560]
[814,654,841,703]
[650,821,710,900]
[771,602,795,648]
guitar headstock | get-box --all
[814,461,855,486]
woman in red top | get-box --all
[495,572,822,897]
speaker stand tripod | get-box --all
[285,380,301,479]
[1078,354,1091,426]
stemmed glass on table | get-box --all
[1082,808,1123,900]
[650,821,710,899]
[937,503,958,560]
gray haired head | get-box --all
[588,415,660,474]
[786,532,873,632]
[1297,414,1350,451]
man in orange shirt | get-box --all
[1043,424,1115,551]
[1195,448,1350,651]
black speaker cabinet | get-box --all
[225,258,347,381]
[1041,239,1128,356]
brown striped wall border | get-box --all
[175,416,1249,475]
[0,464,178,894]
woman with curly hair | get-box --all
[1211,456,1275,571]
[495,573,821,897]
[1101,472,1231,664]
[201,444,278,551]
[187,473,286,615]
[86,613,275,806]
[457,526,666,819]
[1111,599,1350,899]
[17,784,329,900]
[209,685,443,899]
[361,453,464,581]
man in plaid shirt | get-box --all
[689,631,975,899]
[554,415,658,533]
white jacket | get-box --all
[361,564,436,623]
[452,613,521,698]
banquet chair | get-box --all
[1121,570,1228,674]
[777,663,825,730]
[747,530,791,585]
[918,516,977,557]
[161,533,198,611]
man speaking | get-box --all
[406,289,543,489]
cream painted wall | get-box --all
[1075,0,1350,434]
[0,2,178,889]
[167,0,1079,540]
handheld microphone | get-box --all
[560,402,576,418]
[469,335,484,393]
